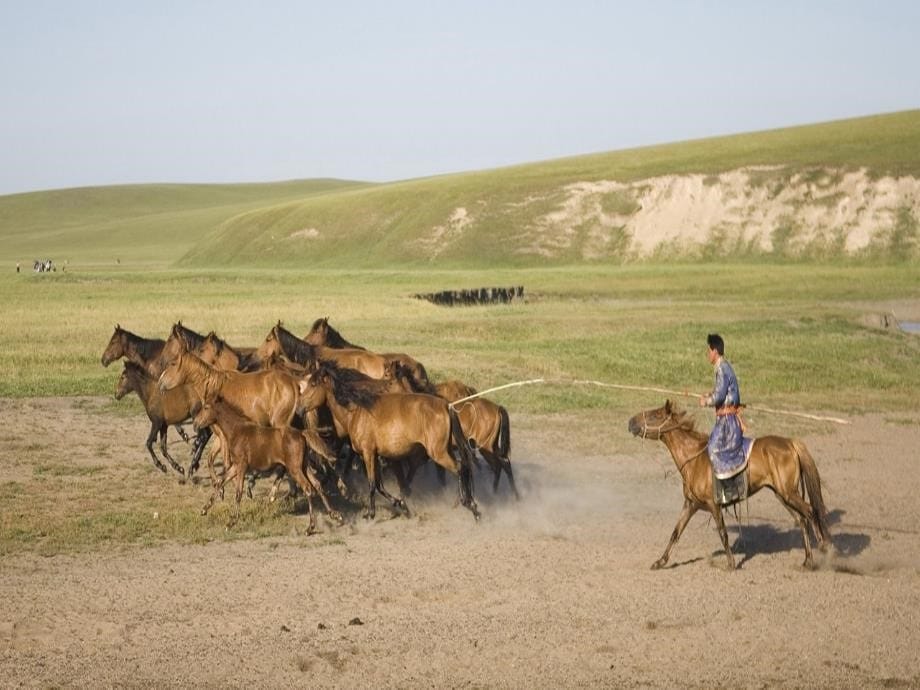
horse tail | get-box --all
[448,407,476,472]
[793,439,832,545]
[497,405,511,458]
[449,406,478,509]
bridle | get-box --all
[637,410,707,477]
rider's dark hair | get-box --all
[707,333,724,356]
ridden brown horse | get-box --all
[193,400,342,532]
[115,361,196,475]
[304,317,431,391]
[298,361,480,520]
[388,363,518,498]
[628,400,832,570]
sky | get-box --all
[1,1,918,196]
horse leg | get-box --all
[287,465,321,534]
[652,499,698,570]
[227,464,246,528]
[712,504,735,570]
[173,424,191,444]
[145,423,168,473]
[373,456,409,516]
[188,427,212,477]
[362,452,378,520]
[203,462,236,516]
[267,467,287,502]
[389,460,413,505]
[777,490,817,569]
[303,465,343,523]
[159,427,186,476]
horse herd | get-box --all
[101,318,833,569]
[101,318,516,531]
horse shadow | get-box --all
[726,508,871,567]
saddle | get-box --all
[713,462,748,506]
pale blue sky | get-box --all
[1,1,917,195]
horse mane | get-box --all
[275,323,318,365]
[173,322,207,350]
[319,318,364,350]
[391,361,435,394]
[668,404,709,443]
[205,331,233,356]
[121,329,166,360]
[316,361,381,409]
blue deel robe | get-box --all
[704,357,748,478]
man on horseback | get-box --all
[699,334,748,496]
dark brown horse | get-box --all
[193,400,342,532]
[114,361,196,475]
[104,326,210,471]
[304,317,431,392]
[101,324,165,375]
[298,361,480,520]
[628,400,832,570]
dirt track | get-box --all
[1,401,919,688]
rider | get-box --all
[698,333,745,478]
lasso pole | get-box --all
[448,377,850,425]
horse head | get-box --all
[256,324,283,361]
[628,400,683,439]
[101,324,125,366]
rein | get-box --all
[637,411,706,477]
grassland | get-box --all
[2,263,918,412]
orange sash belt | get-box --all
[716,405,748,432]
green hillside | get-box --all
[2,110,918,268]
[0,179,369,267]
[179,110,920,267]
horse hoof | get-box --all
[650,560,664,570]
[329,511,344,524]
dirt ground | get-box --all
[1,399,919,689]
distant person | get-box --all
[699,333,745,480]
[16,262,19,273]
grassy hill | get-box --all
[2,110,918,268]
[179,109,920,267]
[0,179,369,267]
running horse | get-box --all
[628,400,832,570]
[303,317,431,392]
[298,361,480,520]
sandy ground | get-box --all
[1,400,919,689]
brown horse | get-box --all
[298,361,480,520]
[258,322,394,380]
[158,348,302,429]
[193,400,342,532]
[388,363,518,498]
[628,400,832,570]
[304,317,431,392]
[115,361,196,475]
[197,331,261,372]
[101,324,165,374]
